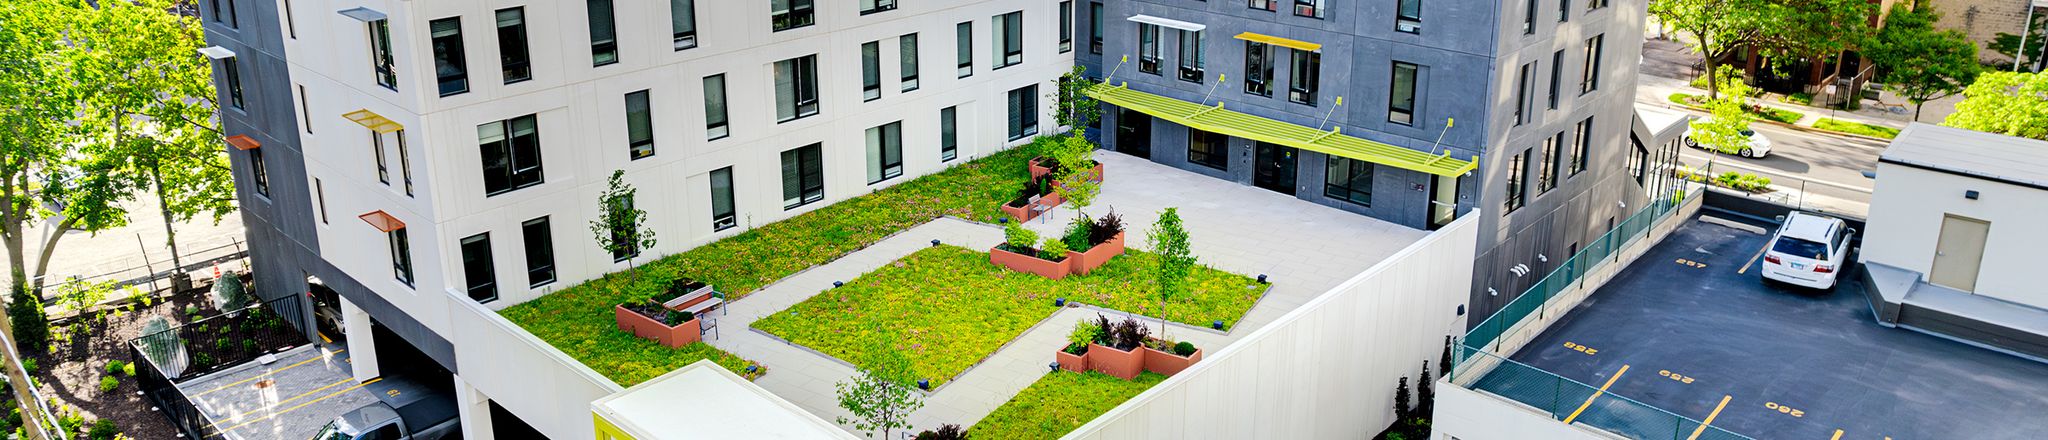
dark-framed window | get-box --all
[1288,49,1319,105]
[1251,0,1278,11]
[867,121,904,184]
[298,84,312,133]
[1538,133,1560,193]
[460,233,497,302]
[940,106,959,161]
[1059,1,1074,53]
[860,0,897,15]
[607,195,639,262]
[211,0,239,28]
[1295,0,1325,18]
[1389,62,1418,125]
[480,114,544,195]
[1514,62,1532,125]
[993,11,1024,69]
[775,55,820,122]
[1523,0,1537,35]
[1245,42,1274,96]
[862,41,882,101]
[1008,85,1039,140]
[1587,0,1608,11]
[773,0,816,32]
[1559,0,1570,22]
[1581,34,1604,93]
[222,57,245,109]
[781,143,825,209]
[521,217,556,287]
[957,22,974,78]
[250,148,269,197]
[369,19,397,89]
[283,0,295,37]
[626,90,655,159]
[710,168,736,231]
[901,33,920,92]
[1324,156,1374,206]
[704,74,730,140]
[1505,150,1528,213]
[389,228,413,287]
[1629,136,1648,185]
[1548,49,1564,109]
[430,17,470,97]
[1396,0,1422,33]
[315,178,328,223]
[1138,23,1162,74]
[371,131,389,184]
[1089,2,1104,54]
[396,130,413,196]
[672,0,698,50]
[1189,130,1229,171]
[1572,117,1592,174]
[1177,29,1206,83]
[587,0,619,66]
[497,8,533,84]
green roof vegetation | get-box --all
[969,371,1168,439]
[1085,83,1477,177]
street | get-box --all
[1671,115,1885,216]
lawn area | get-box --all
[1667,93,1804,124]
[968,371,1166,439]
[751,246,1261,387]
[501,138,1051,386]
[1813,118,1900,139]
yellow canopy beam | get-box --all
[1085,83,1476,177]
[1233,32,1321,52]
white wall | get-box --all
[1061,213,1479,439]
[1863,162,2048,308]
[439,287,622,440]
[1432,384,1618,440]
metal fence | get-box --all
[129,294,311,440]
[30,238,248,299]
[1679,161,1871,218]
[1458,348,1752,440]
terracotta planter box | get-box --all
[1086,343,1145,380]
[1055,344,1090,373]
[1141,346,1204,376]
[658,281,714,309]
[1066,231,1127,276]
[990,246,1072,280]
[1031,158,1105,184]
[1000,190,1065,223]
[614,304,703,348]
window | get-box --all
[1288,49,1319,105]
[521,217,556,286]
[773,0,816,32]
[940,106,959,161]
[396,131,413,196]
[314,178,328,223]
[587,0,619,66]
[460,233,497,302]
[1389,62,1418,125]
[957,22,974,77]
[1587,0,1608,10]
[672,0,697,50]
[1571,117,1592,174]
[625,90,654,159]
[1324,157,1374,206]
[900,34,920,92]
[1295,0,1325,18]
[1505,150,1528,213]
[497,8,532,84]
[211,0,238,28]
[993,11,1024,69]
[1059,1,1074,53]
[606,195,639,262]
[704,74,730,140]
[1538,133,1559,193]
[1089,2,1104,54]
[1397,0,1422,33]
[430,18,469,97]
[371,132,389,184]
[862,41,882,101]
[297,84,313,133]
[1250,0,1278,11]
[1177,30,1206,83]
[1245,42,1274,96]
[1558,0,1570,22]
[860,0,897,15]
[867,122,904,184]
[282,0,295,37]
[1548,50,1563,109]
[1581,35,1603,93]
[249,148,269,197]
[710,168,736,231]
[774,55,821,122]
[222,57,245,109]
[369,19,397,89]
[1138,24,1161,74]
[1514,62,1532,125]
[1523,0,1536,35]
[781,143,825,209]
[389,228,413,286]
[479,115,544,195]
[1189,130,1229,171]
[1008,85,1039,140]
[1629,138,1648,184]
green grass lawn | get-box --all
[1667,93,1804,124]
[968,371,1167,439]
[751,246,1261,387]
[1813,118,1900,139]
[501,138,1051,386]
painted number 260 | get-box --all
[1764,402,1806,418]
[1657,370,1696,384]
[1562,342,1598,355]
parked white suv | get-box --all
[1761,212,1854,289]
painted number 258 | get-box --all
[1562,342,1598,355]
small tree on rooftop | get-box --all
[837,338,924,439]
[1049,136,1103,217]
[1049,65,1102,137]
[1393,376,1413,422]
[1146,207,1193,337]
[590,170,657,281]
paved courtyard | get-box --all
[179,343,372,440]
[709,150,1426,434]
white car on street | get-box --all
[1761,211,1854,290]
[1684,117,1774,158]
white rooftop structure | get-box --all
[592,361,855,440]
[1880,123,2048,190]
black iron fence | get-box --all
[128,294,311,440]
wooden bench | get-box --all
[664,284,726,317]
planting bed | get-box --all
[25,284,225,439]
[967,371,1166,439]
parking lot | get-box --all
[1503,217,2048,439]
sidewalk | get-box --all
[1634,34,1961,131]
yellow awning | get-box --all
[1234,32,1320,52]
[1085,82,1476,178]
[344,109,404,133]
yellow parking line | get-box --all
[192,349,346,397]
[1686,395,1732,440]
[1738,241,1770,274]
[1831,429,1844,440]
[1564,365,1630,424]
[220,377,381,433]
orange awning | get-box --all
[226,134,261,150]
[358,210,406,232]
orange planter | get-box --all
[990,246,1072,280]
[614,304,703,348]
[1066,231,1127,276]
[1141,345,1204,376]
[1032,158,1105,184]
[1086,343,1145,380]
[1000,191,1065,223]
[1055,344,1090,373]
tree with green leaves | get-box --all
[1048,136,1102,215]
[590,170,657,276]
[7,285,48,358]
[1650,0,1772,98]
[1864,2,1982,121]
[1943,71,2048,140]
[836,338,924,439]
[1049,65,1102,137]
[1749,0,1875,89]
[1688,80,1758,164]
[1146,207,1193,337]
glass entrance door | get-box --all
[1115,108,1152,159]
[1253,142,1297,195]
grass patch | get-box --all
[1667,93,1804,124]
[1781,92,1813,106]
[502,139,1052,386]
[752,246,1260,387]
[968,371,1167,439]
[1755,107,1802,124]
[1813,118,1899,139]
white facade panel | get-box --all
[1863,162,2048,308]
